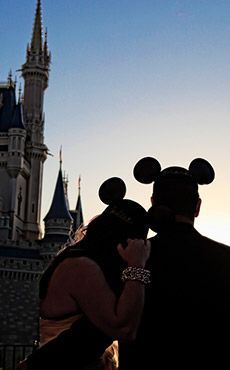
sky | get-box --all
[1,0,230,244]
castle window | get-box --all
[17,187,22,216]
[32,203,35,213]
[12,137,16,149]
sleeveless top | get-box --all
[27,244,119,370]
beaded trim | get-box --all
[109,206,133,224]
[121,267,151,285]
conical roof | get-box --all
[44,168,72,221]
[75,193,84,227]
[0,84,25,132]
[31,0,43,52]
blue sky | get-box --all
[1,0,230,243]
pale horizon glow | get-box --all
[1,0,230,245]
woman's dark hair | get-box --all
[78,199,148,293]
[39,199,148,299]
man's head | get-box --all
[133,157,214,231]
[151,167,201,221]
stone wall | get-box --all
[0,270,41,344]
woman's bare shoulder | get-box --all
[57,256,103,285]
[60,255,100,271]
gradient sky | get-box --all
[1,0,230,243]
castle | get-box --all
[0,0,83,349]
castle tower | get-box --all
[21,0,51,240]
[0,0,50,241]
[43,151,73,242]
[0,74,27,240]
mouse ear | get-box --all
[133,157,161,184]
[189,158,215,185]
[99,177,126,205]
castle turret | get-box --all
[0,76,27,240]
[22,0,50,137]
[21,0,51,240]
[0,0,51,241]
[43,154,73,242]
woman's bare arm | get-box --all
[64,239,151,340]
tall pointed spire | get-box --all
[44,168,72,221]
[31,0,42,52]
[75,175,84,226]
[68,175,84,236]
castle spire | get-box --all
[75,175,84,226]
[31,0,42,52]
[67,175,84,238]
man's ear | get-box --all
[195,198,201,217]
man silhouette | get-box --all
[119,157,230,369]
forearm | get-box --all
[113,279,146,341]
[110,239,151,339]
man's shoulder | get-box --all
[148,229,230,248]
[147,229,230,260]
[199,234,230,255]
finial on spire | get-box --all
[78,175,81,194]
[59,146,62,170]
[7,69,13,86]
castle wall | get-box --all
[0,254,42,344]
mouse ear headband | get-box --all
[133,157,215,185]
[133,157,215,233]
[99,176,133,224]
[98,177,148,228]
[99,177,127,205]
